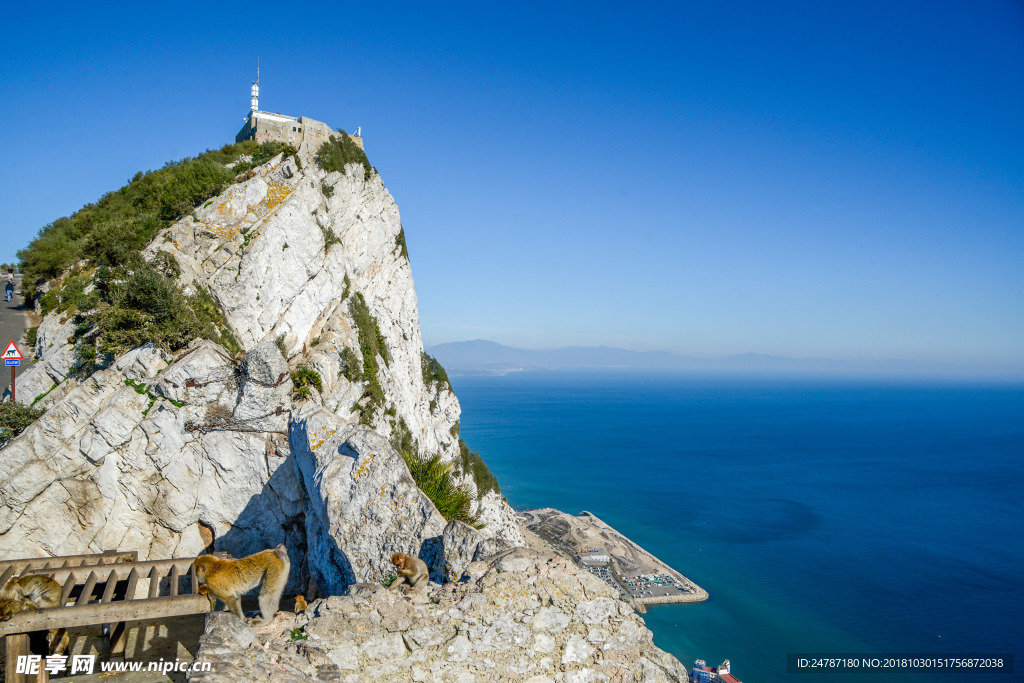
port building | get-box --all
[577,552,611,568]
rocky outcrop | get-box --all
[188,548,689,682]
[0,341,305,585]
[2,123,520,588]
[289,404,447,594]
[141,145,522,543]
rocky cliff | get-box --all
[2,122,520,591]
[1,121,689,680]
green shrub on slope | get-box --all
[17,141,295,299]
[15,141,301,372]
[0,402,43,448]
[349,292,389,424]
[459,438,501,497]
[73,261,239,374]
[390,418,474,523]
[421,352,452,392]
[291,365,323,401]
[315,135,372,181]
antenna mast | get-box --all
[250,58,260,113]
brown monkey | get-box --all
[0,575,62,620]
[0,575,67,653]
[294,594,307,612]
[194,545,290,624]
[388,553,429,595]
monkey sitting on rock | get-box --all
[388,553,430,596]
[195,545,289,624]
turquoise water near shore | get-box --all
[451,372,1023,682]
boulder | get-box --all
[290,405,446,594]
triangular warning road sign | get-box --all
[3,341,23,360]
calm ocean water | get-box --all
[451,372,1024,682]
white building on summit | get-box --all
[235,70,363,150]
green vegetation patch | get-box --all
[341,274,351,302]
[349,292,389,424]
[391,418,474,523]
[407,453,474,522]
[459,438,501,498]
[315,135,372,181]
[24,326,38,351]
[31,382,58,407]
[39,271,93,318]
[291,365,323,401]
[339,346,362,383]
[18,140,296,300]
[321,225,341,254]
[72,261,240,376]
[124,378,150,395]
[395,226,409,261]
[0,402,44,448]
[421,352,451,392]
[124,378,184,417]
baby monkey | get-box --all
[388,553,429,596]
[195,545,289,624]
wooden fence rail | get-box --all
[0,552,211,683]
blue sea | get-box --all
[451,372,1024,682]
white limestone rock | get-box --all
[188,548,689,682]
[153,339,236,405]
[440,520,487,582]
[234,340,291,432]
[289,404,446,594]
[0,343,305,589]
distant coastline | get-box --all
[428,339,1020,380]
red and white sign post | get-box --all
[4,341,23,403]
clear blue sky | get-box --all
[3,1,1022,372]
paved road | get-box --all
[1,273,31,393]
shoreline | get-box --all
[578,510,709,608]
[518,507,708,609]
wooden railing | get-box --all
[0,552,211,683]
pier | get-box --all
[518,508,708,608]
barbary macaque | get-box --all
[194,545,290,624]
[0,574,68,653]
[0,575,62,620]
[388,553,429,595]
[294,594,307,612]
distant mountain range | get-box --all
[425,340,994,378]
